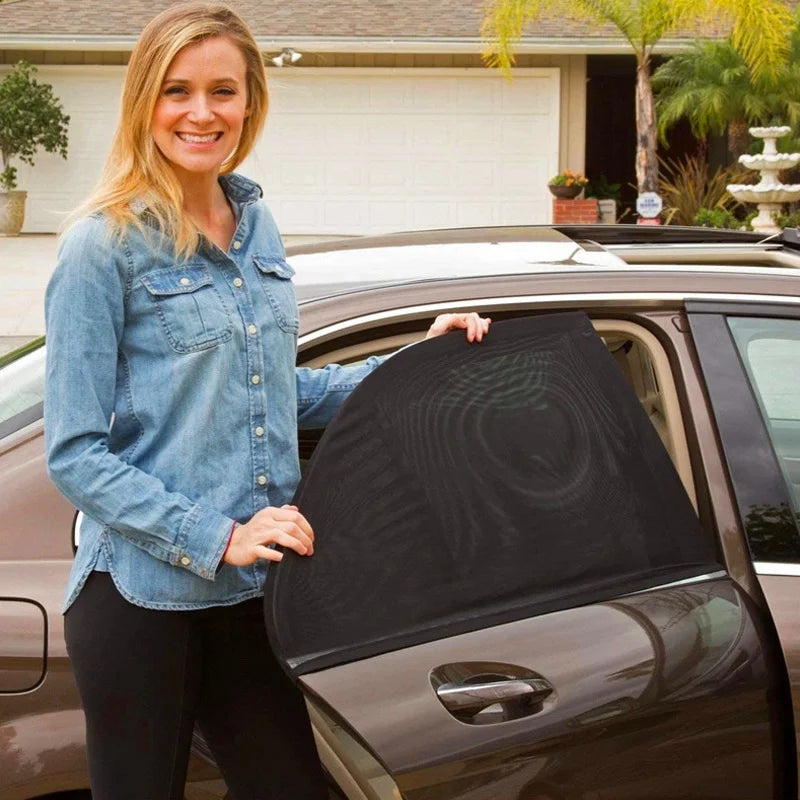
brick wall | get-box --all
[552,198,598,224]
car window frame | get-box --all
[297,308,698,507]
[687,300,800,570]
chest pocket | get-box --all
[253,256,300,334]
[140,265,233,353]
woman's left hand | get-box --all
[425,313,491,343]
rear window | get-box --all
[267,312,719,677]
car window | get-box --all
[0,343,46,440]
[728,317,800,527]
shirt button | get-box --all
[180,555,191,566]
[255,426,264,437]
[179,277,190,286]
[233,240,242,250]
[257,475,267,486]
[233,277,243,288]
[248,324,258,336]
[251,374,261,385]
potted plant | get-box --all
[585,175,622,223]
[0,61,70,235]
[548,170,589,199]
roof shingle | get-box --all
[0,0,719,41]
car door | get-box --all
[689,301,800,791]
[267,311,789,800]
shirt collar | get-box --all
[129,173,263,216]
[218,173,263,204]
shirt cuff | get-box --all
[171,505,236,580]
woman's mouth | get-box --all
[176,132,223,143]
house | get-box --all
[0,0,702,235]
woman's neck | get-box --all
[177,170,236,251]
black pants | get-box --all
[64,571,328,800]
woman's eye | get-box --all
[164,86,187,96]
[214,87,235,96]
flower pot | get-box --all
[0,191,27,236]
[597,198,617,224]
[548,184,582,199]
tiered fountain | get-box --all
[727,126,800,234]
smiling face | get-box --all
[151,35,249,184]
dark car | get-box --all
[2,224,799,800]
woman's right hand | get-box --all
[223,505,314,566]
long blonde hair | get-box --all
[72,2,268,257]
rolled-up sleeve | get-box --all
[44,217,233,580]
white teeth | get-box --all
[178,133,219,143]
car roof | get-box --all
[289,224,800,304]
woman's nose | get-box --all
[187,94,214,123]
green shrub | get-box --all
[694,207,756,229]
[773,208,800,228]
[659,154,750,225]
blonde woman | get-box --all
[44,3,489,799]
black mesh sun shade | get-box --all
[265,312,720,678]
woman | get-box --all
[44,4,489,799]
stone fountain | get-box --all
[727,126,800,234]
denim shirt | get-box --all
[45,173,383,611]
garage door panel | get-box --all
[456,80,500,112]
[411,201,454,229]
[500,76,558,114]
[406,80,454,111]
[281,160,322,188]
[249,69,560,235]
[324,201,368,228]
[413,162,450,188]
[268,117,321,152]
[324,162,367,187]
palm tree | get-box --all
[482,0,792,195]
[652,17,800,159]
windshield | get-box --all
[0,340,46,439]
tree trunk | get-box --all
[635,57,659,195]
[728,119,751,160]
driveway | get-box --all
[0,232,344,357]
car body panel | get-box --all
[2,225,800,798]
[300,578,779,800]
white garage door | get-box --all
[245,68,560,235]
[13,66,559,235]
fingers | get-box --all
[224,506,315,566]
[253,505,314,548]
[253,544,284,562]
[426,313,492,342]
[463,312,492,342]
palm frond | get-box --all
[724,0,793,81]
[481,0,549,72]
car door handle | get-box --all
[436,677,553,721]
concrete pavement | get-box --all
[0,232,342,358]
[0,234,57,356]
